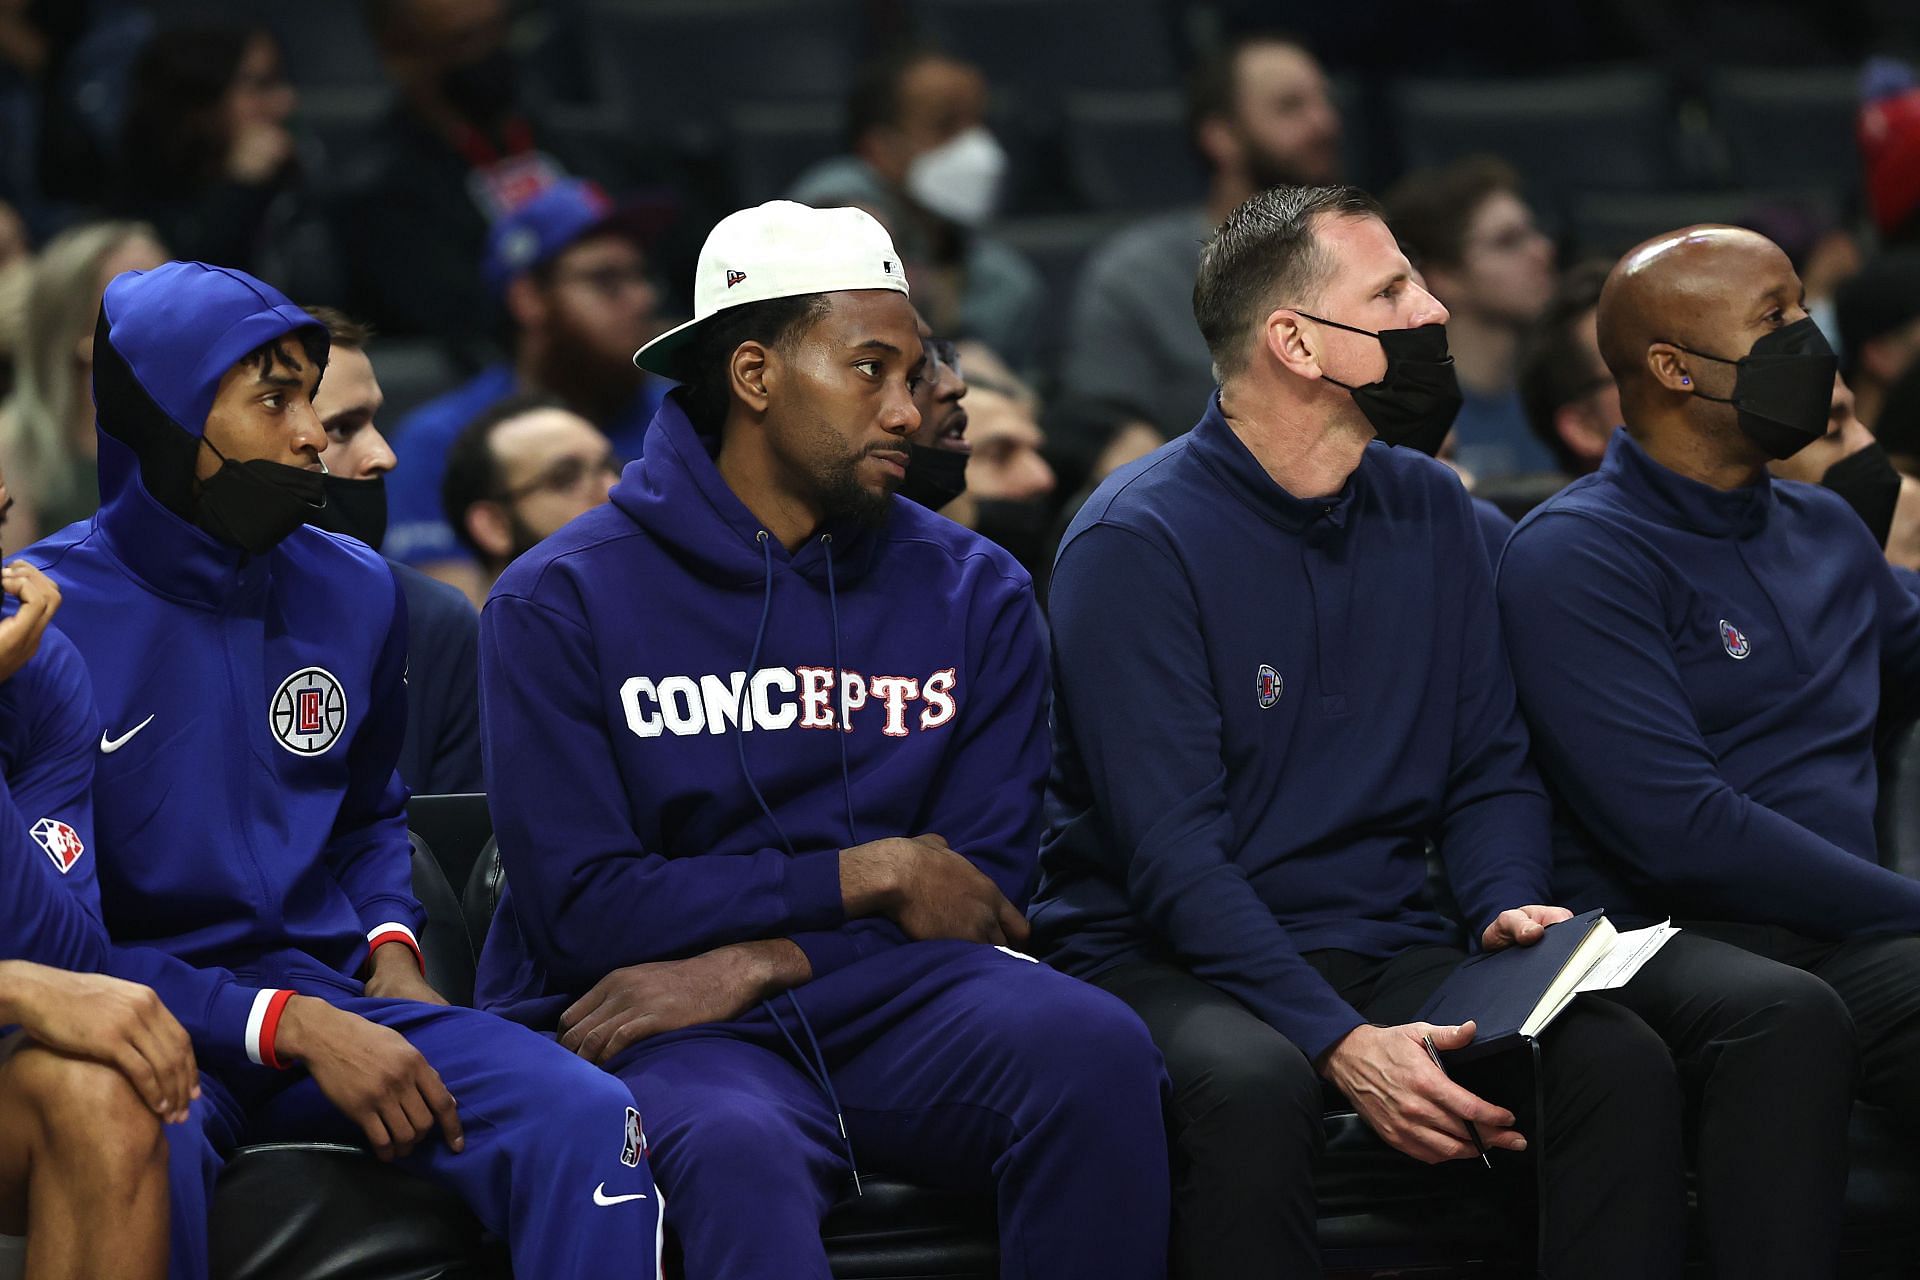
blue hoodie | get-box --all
[0,624,106,973]
[24,261,422,1073]
[474,395,1049,1030]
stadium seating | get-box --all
[1389,69,1676,216]
[908,0,1181,98]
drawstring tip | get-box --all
[837,1111,862,1196]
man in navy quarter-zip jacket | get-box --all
[1500,225,1920,1278]
[1033,184,1692,1280]
[472,200,1170,1280]
[25,261,663,1280]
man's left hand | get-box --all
[559,941,807,1065]
[1480,905,1574,951]
[363,941,448,1006]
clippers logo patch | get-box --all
[621,1107,646,1167]
[30,818,83,873]
[271,667,348,755]
[1718,619,1751,660]
[726,269,747,288]
[1256,664,1284,709]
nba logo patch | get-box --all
[621,1107,645,1167]
[1718,619,1750,660]
[1256,664,1284,708]
[270,667,348,755]
[30,818,83,873]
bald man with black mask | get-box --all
[1499,226,1920,1279]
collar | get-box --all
[94,433,270,609]
[1603,428,1774,538]
[1190,393,1363,535]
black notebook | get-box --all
[1416,910,1677,1063]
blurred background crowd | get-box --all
[3,0,1920,603]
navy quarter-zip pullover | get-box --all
[1034,396,1552,1060]
[1498,429,1920,935]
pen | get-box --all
[1422,1032,1493,1169]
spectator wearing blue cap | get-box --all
[383,179,668,604]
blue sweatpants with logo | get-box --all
[609,939,1171,1280]
[162,994,662,1280]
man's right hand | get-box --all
[274,996,464,1162]
[0,960,197,1124]
[0,562,59,685]
[1319,1020,1525,1165]
[841,834,1030,947]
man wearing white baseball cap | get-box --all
[472,200,1172,1277]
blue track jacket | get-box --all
[25,261,423,1073]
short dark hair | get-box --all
[303,305,374,351]
[1186,30,1309,146]
[239,326,330,382]
[1385,154,1523,271]
[442,391,568,558]
[678,294,833,435]
[846,49,947,148]
[1192,184,1384,381]
[1518,260,1611,472]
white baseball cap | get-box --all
[633,200,910,379]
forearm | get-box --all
[724,939,812,1002]
[0,958,43,1026]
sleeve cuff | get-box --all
[244,988,296,1069]
[366,922,426,974]
[781,848,850,935]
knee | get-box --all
[1756,969,1855,1047]
[663,1095,809,1184]
[9,1049,165,1174]
[1173,1028,1323,1149]
[538,1060,645,1152]
[1010,979,1168,1107]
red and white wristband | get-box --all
[365,921,426,975]
[244,988,296,1070]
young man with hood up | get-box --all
[472,200,1171,1280]
[22,261,662,1280]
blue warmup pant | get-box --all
[163,995,662,1280]
[610,940,1171,1280]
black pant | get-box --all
[1096,947,1688,1280]
[1596,924,1920,1279]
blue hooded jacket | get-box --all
[0,623,106,973]
[24,261,422,1073]
[474,395,1050,1030]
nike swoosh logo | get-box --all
[592,1182,648,1206]
[99,715,155,754]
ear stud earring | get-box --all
[1681,377,1690,385]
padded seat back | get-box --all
[462,838,507,953]
[409,833,476,1008]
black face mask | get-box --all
[898,443,969,511]
[1671,316,1839,460]
[312,474,389,551]
[195,438,328,556]
[1300,317,1464,456]
[440,47,518,127]
[972,498,1054,575]
[1822,441,1902,550]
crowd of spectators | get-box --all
[0,0,1918,584]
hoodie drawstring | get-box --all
[821,534,859,845]
[734,529,862,1194]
